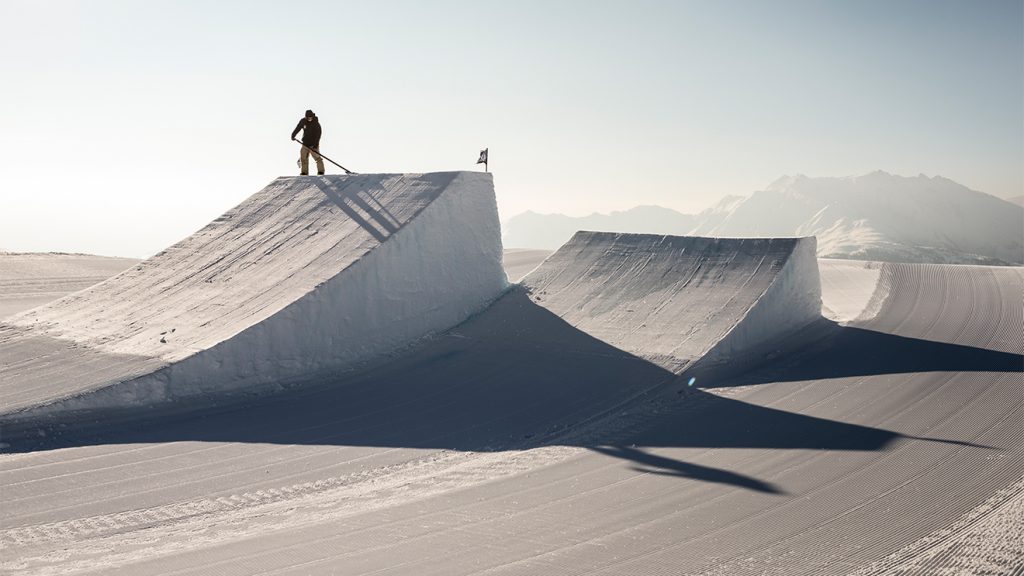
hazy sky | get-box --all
[1,0,1021,257]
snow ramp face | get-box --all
[520,231,821,373]
[0,172,506,420]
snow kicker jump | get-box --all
[0,172,507,420]
[1,177,822,426]
[520,231,822,373]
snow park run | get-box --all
[2,172,1022,575]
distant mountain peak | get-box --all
[700,171,1023,265]
[504,171,1022,265]
[766,174,801,191]
[863,169,894,178]
[503,204,695,249]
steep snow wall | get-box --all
[1,172,507,419]
[520,232,821,373]
[699,236,821,363]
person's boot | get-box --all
[317,171,325,175]
[300,172,308,176]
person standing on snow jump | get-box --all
[291,110,325,175]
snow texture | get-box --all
[0,253,137,319]
[699,235,821,363]
[521,232,821,373]
[1,172,507,419]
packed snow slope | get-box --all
[522,232,821,373]
[0,172,506,418]
[2,260,1021,572]
[0,253,138,319]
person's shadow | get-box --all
[308,174,434,242]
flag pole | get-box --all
[477,148,489,173]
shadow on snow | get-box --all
[3,288,1011,495]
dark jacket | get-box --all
[291,116,322,148]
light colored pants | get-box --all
[300,146,325,175]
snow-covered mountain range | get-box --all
[501,206,695,251]
[503,172,1024,265]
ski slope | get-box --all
[0,172,507,419]
[1,204,1021,573]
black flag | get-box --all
[477,148,488,172]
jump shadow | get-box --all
[591,445,785,494]
[0,289,998,494]
[702,318,1023,389]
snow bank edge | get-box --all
[698,236,822,364]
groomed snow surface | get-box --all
[1,172,507,419]
[0,253,137,319]
[1,173,1022,575]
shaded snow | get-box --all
[700,236,821,363]
[2,220,1021,575]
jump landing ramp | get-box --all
[1,172,507,420]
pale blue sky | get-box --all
[1,0,1021,257]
